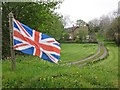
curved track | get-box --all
[65,42,108,67]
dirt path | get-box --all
[65,42,108,67]
[92,43,108,61]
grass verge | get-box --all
[2,43,118,88]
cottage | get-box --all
[65,23,89,41]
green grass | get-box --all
[76,44,105,65]
[60,43,98,63]
[2,43,118,88]
[0,60,2,89]
[96,33,105,42]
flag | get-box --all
[13,18,60,63]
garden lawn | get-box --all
[60,43,98,63]
[2,43,118,88]
[0,61,2,89]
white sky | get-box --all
[56,0,119,23]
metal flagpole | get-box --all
[9,12,16,70]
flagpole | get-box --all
[9,12,16,70]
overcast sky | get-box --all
[56,0,119,24]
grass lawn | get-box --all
[2,43,118,88]
[60,43,98,63]
[0,60,2,89]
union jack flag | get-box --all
[13,18,60,63]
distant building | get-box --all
[64,23,89,41]
[64,20,97,42]
[65,25,79,40]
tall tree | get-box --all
[106,16,120,45]
[62,15,73,27]
[76,19,86,26]
[88,18,100,33]
[2,1,64,58]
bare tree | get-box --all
[62,15,73,27]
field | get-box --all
[0,60,1,90]
[60,43,98,63]
[2,43,118,88]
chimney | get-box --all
[73,24,74,27]
[72,24,75,31]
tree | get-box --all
[77,29,88,42]
[2,1,64,58]
[87,10,119,44]
[76,19,86,26]
[99,15,111,31]
[62,15,73,27]
[106,16,120,45]
[88,18,101,34]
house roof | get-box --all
[64,26,79,33]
